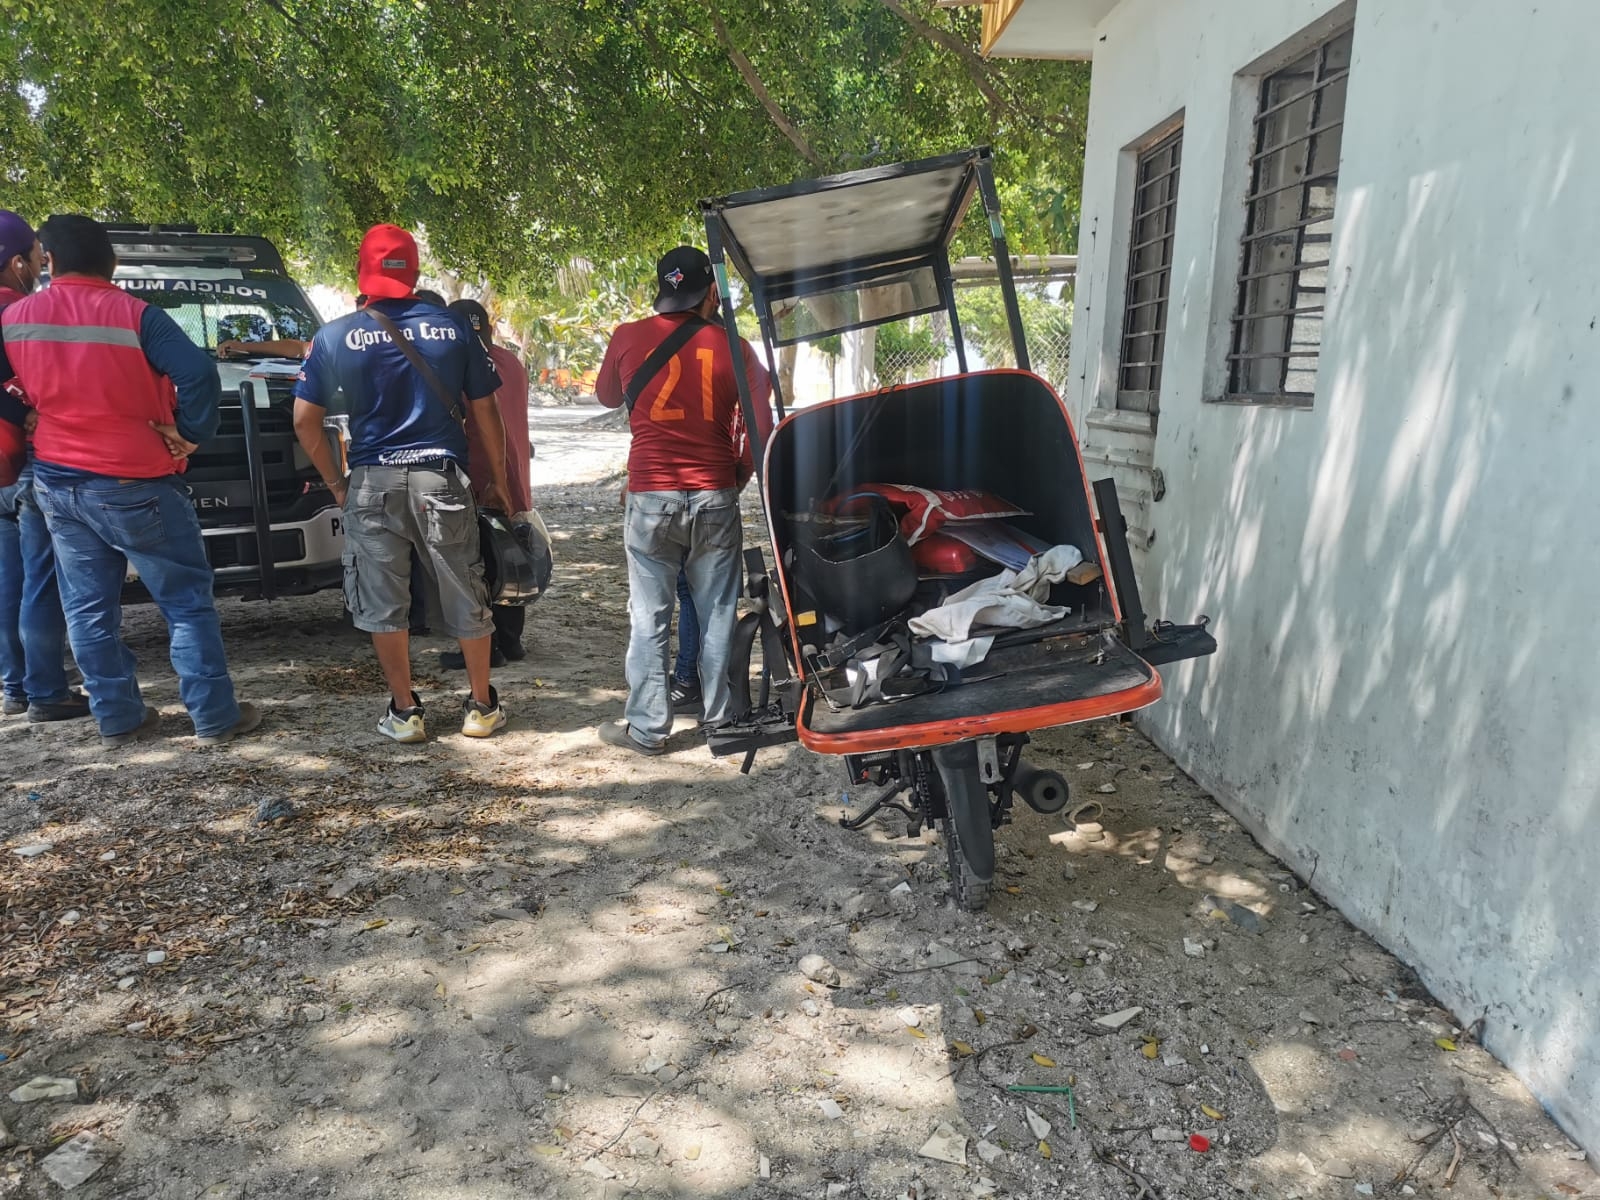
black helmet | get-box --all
[792,493,917,634]
[479,509,541,605]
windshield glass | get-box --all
[113,275,319,354]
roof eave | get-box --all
[981,0,1120,60]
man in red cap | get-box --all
[593,246,773,755]
[293,224,512,743]
[0,209,88,724]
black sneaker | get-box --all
[670,676,703,713]
[2,694,28,716]
[440,645,508,670]
[498,637,527,662]
[27,690,92,723]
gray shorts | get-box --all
[342,463,494,640]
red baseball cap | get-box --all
[357,224,419,300]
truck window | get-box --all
[114,276,319,354]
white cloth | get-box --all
[908,544,1084,649]
[928,635,995,668]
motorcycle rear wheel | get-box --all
[930,744,995,912]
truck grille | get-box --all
[185,381,317,526]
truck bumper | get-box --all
[125,505,346,599]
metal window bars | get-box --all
[1118,127,1184,402]
[1227,25,1354,403]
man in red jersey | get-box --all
[594,246,772,755]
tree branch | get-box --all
[875,0,1014,121]
[706,7,824,167]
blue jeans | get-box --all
[0,466,73,706]
[675,565,700,684]
[623,489,741,744]
[32,472,241,738]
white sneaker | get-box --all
[461,687,507,738]
[378,693,426,743]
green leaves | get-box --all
[0,0,1086,320]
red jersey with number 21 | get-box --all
[596,313,773,493]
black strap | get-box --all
[623,316,710,413]
[365,305,465,423]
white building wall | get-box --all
[1067,0,1600,1151]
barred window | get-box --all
[1117,127,1182,411]
[1228,26,1353,403]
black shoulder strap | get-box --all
[623,316,709,413]
[365,305,464,422]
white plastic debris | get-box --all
[41,1132,115,1190]
[12,842,52,858]
[146,950,167,965]
[1183,938,1206,958]
[1025,1107,1051,1140]
[976,1138,1003,1164]
[818,1098,844,1120]
[1151,1127,1187,1142]
[1071,899,1099,913]
[917,1122,968,1166]
[897,1006,922,1028]
[1095,1006,1143,1030]
[759,1154,771,1179]
[8,1076,78,1103]
[799,954,841,987]
[890,881,912,896]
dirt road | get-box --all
[1,404,1594,1199]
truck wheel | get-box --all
[931,743,994,913]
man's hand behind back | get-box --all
[149,421,198,463]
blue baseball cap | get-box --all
[0,211,36,266]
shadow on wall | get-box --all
[1145,76,1600,1148]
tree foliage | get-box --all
[0,0,1088,310]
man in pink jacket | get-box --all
[447,299,533,666]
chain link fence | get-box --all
[872,283,1074,395]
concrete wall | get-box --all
[1066,0,1600,1151]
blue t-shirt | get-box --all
[294,298,500,467]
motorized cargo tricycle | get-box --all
[698,148,1216,911]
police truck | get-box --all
[108,226,346,600]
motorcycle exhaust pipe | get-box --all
[1011,759,1071,815]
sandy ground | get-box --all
[1,403,1596,1200]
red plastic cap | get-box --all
[1189,1134,1211,1153]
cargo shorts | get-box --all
[342,463,494,640]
